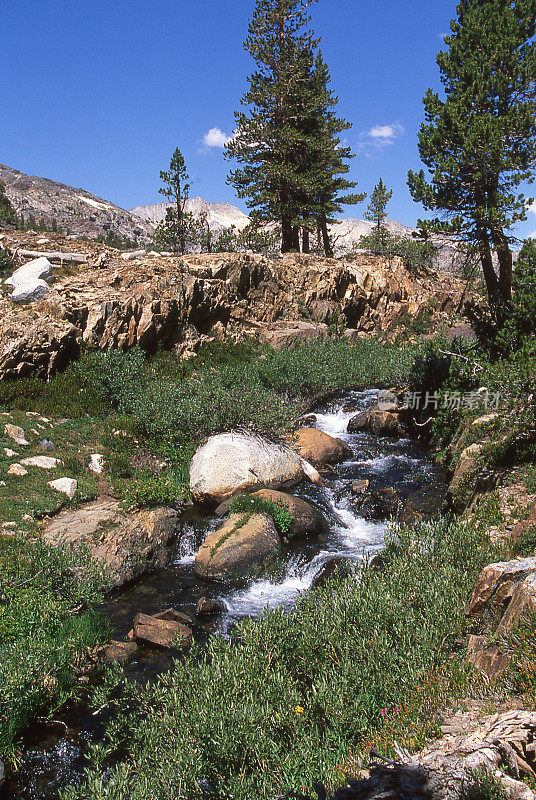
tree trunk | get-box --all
[320,215,333,257]
[475,220,500,310]
[281,216,295,253]
[291,226,300,252]
[490,227,513,303]
[302,228,310,253]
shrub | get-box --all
[0,535,107,760]
[460,770,508,800]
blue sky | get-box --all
[2,0,536,237]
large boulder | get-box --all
[292,427,352,467]
[189,432,305,504]
[43,500,180,588]
[11,278,49,303]
[195,512,280,581]
[252,489,329,538]
[347,406,403,437]
[5,256,53,287]
[258,321,329,351]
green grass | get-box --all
[62,510,499,800]
[229,494,294,537]
[0,534,108,761]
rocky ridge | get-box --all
[0,163,152,242]
[0,230,466,381]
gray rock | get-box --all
[11,278,50,303]
[48,478,78,499]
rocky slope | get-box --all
[0,229,467,381]
[0,164,153,242]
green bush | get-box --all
[64,512,498,800]
[460,770,508,800]
[0,535,107,760]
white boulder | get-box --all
[11,279,50,303]
[7,464,28,476]
[5,256,53,287]
[48,478,78,499]
[190,432,305,504]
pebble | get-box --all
[20,456,60,469]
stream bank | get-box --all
[5,388,448,800]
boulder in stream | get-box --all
[195,512,281,581]
[292,427,352,467]
[132,612,192,649]
[347,407,403,437]
[252,489,329,538]
[189,432,305,504]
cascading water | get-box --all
[5,389,447,800]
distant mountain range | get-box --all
[0,163,460,271]
[130,198,251,233]
[0,164,152,242]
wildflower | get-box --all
[295,706,304,714]
[380,708,388,718]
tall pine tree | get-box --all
[226,0,362,254]
[408,0,536,316]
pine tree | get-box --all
[408,0,536,317]
[364,179,392,239]
[156,148,192,255]
[298,53,365,256]
[226,0,361,254]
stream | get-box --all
[5,389,448,800]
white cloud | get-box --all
[202,127,233,148]
[357,121,405,154]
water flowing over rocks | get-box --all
[0,233,466,380]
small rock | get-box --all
[196,597,225,616]
[4,423,30,446]
[132,612,192,649]
[20,455,60,469]
[38,438,55,451]
[89,453,104,474]
[8,463,28,476]
[4,448,17,457]
[351,479,370,495]
[48,478,78,499]
[97,640,138,664]
[154,608,194,626]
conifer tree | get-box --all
[364,178,392,240]
[408,0,536,317]
[298,53,365,255]
[0,181,17,225]
[156,148,192,255]
[226,0,362,253]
